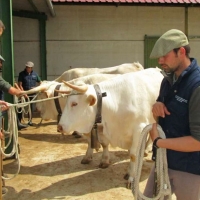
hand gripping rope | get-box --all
[132,124,172,200]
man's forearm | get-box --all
[157,136,200,152]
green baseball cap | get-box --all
[0,55,5,62]
[150,29,189,59]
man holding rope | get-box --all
[0,20,26,196]
[144,29,200,199]
[0,54,25,196]
[18,61,42,127]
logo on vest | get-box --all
[175,95,188,103]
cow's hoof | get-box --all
[126,182,132,189]
[144,152,148,157]
[81,158,92,164]
[99,162,109,168]
[124,173,129,180]
[126,176,134,189]
[72,131,78,135]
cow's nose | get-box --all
[57,124,63,133]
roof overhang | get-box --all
[51,0,200,6]
[12,0,56,18]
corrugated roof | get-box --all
[52,0,200,3]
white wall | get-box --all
[12,5,200,80]
[13,17,40,82]
[188,7,200,61]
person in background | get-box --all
[18,61,42,126]
[144,29,200,200]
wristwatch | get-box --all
[153,137,162,149]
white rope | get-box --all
[132,124,172,200]
[10,93,68,108]
[16,94,39,123]
[0,106,20,180]
[15,95,32,124]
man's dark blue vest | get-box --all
[157,58,200,175]
[20,70,38,91]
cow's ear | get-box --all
[87,95,96,106]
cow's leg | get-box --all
[125,148,137,189]
[97,126,110,169]
[81,132,94,164]
[126,130,142,189]
[99,142,110,168]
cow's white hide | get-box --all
[58,67,163,187]
[54,62,143,82]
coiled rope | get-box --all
[15,95,32,124]
[132,124,172,200]
[0,106,20,180]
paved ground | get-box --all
[1,116,174,200]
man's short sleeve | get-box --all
[0,76,11,93]
[189,86,200,141]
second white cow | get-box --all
[58,67,163,188]
[54,62,143,82]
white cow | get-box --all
[54,62,143,82]
[21,74,122,165]
[57,68,164,188]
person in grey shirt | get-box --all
[0,19,26,196]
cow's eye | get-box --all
[71,102,77,107]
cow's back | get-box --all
[54,62,143,82]
[98,62,143,74]
[54,68,101,82]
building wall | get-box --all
[12,5,200,80]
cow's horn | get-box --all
[62,80,88,93]
[20,85,48,95]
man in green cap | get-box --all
[144,29,200,199]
